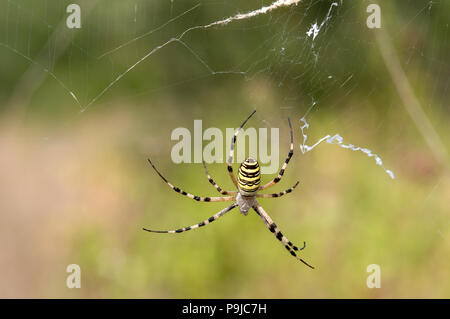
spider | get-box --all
[144,110,314,269]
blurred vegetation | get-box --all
[0,0,449,298]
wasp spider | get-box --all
[144,110,314,269]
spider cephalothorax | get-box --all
[144,110,314,269]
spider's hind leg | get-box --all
[227,110,257,188]
[259,117,294,191]
[256,181,299,199]
[147,158,235,202]
[202,161,238,195]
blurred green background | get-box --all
[0,0,449,298]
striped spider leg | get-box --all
[227,109,257,188]
[143,203,238,234]
[202,161,237,196]
[253,202,314,269]
[256,181,300,198]
[258,117,294,191]
[147,158,235,203]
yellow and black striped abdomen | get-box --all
[238,158,261,196]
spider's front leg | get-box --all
[143,203,238,234]
[253,202,314,269]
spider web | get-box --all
[0,0,448,176]
[1,0,450,298]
